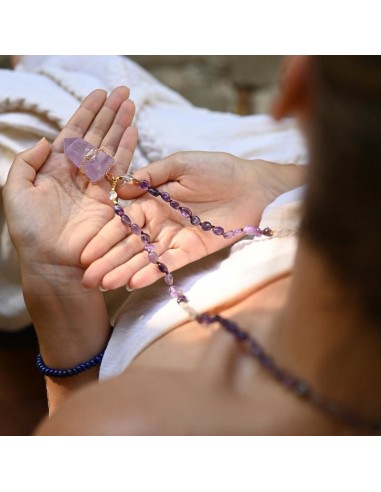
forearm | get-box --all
[21,263,111,414]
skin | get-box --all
[4,57,381,435]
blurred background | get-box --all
[0,55,282,435]
[0,55,282,114]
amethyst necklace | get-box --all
[36,138,381,434]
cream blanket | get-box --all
[0,55,307,331]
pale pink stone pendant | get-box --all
[63,138,114,183]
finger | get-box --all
[52,89,107,152]
[117,152,189,200]
[6,138,51,188]
[83,237,170,290]
[98,248,161,290]
[100,99,135,157]
[84,86,130,148]
[80,195,144,266]
[109,125,138,177]
[128,243,191,290]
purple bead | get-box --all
[201,221,213,231]
[190,215,201,226]
[243,225,262,237]
[196,313,215,324]
[295,381,310,397]
[177,295,188,303]
[223,230,234,238]
[148,252,159,263]
[148,187,161,197]
[157,262,169,274]
[212,226,224,236]
[179,207,192,218]
[170,200,180,209]
[138,179,150,190]
[131,223,141,235]
[250,341,264,357]
[144,244,155,252]
[160,192,171,202]
[121,214,132,227]
[114,204,124,216]
[262,227,274,237]
[140,232,151,244]
[233,228,243,236]
[169,285,183,298]
[164,273,174,286]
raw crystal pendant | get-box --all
[63,138,114,183]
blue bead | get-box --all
[85,362,91,369]
[90,360,97,367]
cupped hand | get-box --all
[81,152,306,291]
[3,87,137,274]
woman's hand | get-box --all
[3,87,137,278]
[81,151,306,291]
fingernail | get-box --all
[126,285,134,292]
[35,137,47,146]
[99,285,108,292]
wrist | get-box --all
[249,159,307,206]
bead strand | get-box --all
[111,185,380,434]
[120,175,274,239]
[196,313,381,434]
[114,202,187,303]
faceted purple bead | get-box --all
[156,262,169,274]
[243,225,262,237]
[233,228,243,236]
[144,244,155,252]
[223,230,234,238]
[121,214,132,227]
[179,207,192,218]
[169,285,183,298]
[170,200,180,209]
[164,273,174,286]
[212,226,224,236]
[131,223,141,235]
[201,221,212,231]
[148,187,161,197]
[140,232,151,244]
[190,215,201,226]
[148,252,159,263]
[160,192,171,202]
[138,179,150,190]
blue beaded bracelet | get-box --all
[36,350,105,378]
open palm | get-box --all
[81,152,305,290]
[4,87,137,273]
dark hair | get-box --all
[301,56,381,323]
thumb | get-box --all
[117,153,186,200]
[7,138,51,187]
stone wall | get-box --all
[131,55,281,114]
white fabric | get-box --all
[0,55,307,333]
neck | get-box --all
[269,239,381,428]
